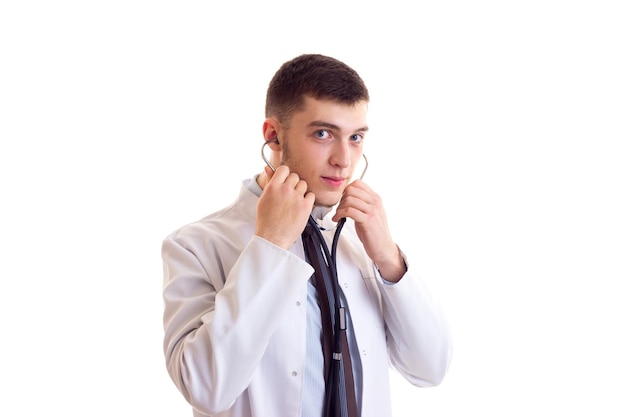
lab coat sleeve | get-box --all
[162,234,313,415]
[376,256,453,387]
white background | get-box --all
[1,1,625,416]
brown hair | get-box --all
[265,54,369,123]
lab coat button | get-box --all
[296,301,301,306]
[292,371,298,377]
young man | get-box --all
[162,54,452,417]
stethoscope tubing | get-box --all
[307,213,347,417]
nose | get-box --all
[329,140,351,169]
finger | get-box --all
[285,172,302,187]
[269,165,290,183]
[344,178,369,191]
[295,179,308,194]
[338,195,371,214]
[339,187,375,215]
[334,192,380,223]
[342,180,374,203]
[304,191,316,206]
[333,204,367,223]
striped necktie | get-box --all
[302,223,358,417]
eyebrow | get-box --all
[308,120,369,133]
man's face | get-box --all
[280,96,368,207]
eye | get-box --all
[314,130,330,139]
[350,133,364,143]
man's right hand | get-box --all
[256,165,315,249]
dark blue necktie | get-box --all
[302,223,358,417]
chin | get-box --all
[314,195,341,208]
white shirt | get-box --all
[162,178,452,417]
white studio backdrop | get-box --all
[1,1,625,416]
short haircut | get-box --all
[265,54,369,123]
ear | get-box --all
[262,118,282,150]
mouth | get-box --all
[321,176,346,188]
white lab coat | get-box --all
[162,179,452,417]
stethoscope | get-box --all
[262,139,367,414]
